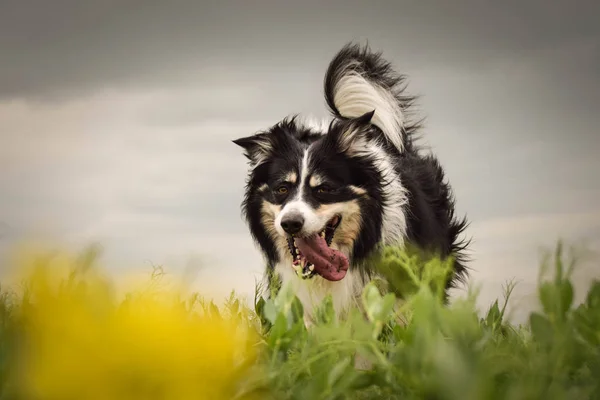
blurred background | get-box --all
[1,0,598,323]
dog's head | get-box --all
[234,111,385,282]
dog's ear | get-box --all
[232,133,273,165]
[330,110,375,152]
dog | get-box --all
[233,43,470,325]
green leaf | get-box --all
[376,293,397,323]
[262,300,278,325]
[573,309,599,346]
[327,357,352,389]
[290,295,304,324]
[559,280,574,315]
[529,312,554,346]
[586,280,600,309]
[268,313,288,348]
[362,283,383,321]
[314,295,335,325]
[485,300,500,328]
[538,282,556,317]
[348,371,379,391]
[254,296,265,317]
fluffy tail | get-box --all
[324,42,418,153]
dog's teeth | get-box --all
[308,264,314,271]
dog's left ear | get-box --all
[330,110,375,152]
[232,132,273,165]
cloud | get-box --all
[0,90,262,266]
[1,0,598,100]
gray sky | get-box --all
[1,0,599,322]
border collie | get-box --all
[233,43,470,323]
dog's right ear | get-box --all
[232,133,273,165]
[329,110,375,153]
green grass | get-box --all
[0,241,599,400]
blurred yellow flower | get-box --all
[7,246,258,400]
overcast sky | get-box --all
[1,0,599,322]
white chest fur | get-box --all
[274,261,365,322]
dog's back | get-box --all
[323,43,470,290]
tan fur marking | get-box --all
[260,200,283,246]
[348,185,367,195]
[309,174,323,187]
[316,201,362,249]
[285,172,298,184]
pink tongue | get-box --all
[294,235,349,281]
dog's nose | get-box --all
[281,213,304,235]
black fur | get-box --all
[397,153,471,289]
[233,117,323,270]
[234,42,470,297]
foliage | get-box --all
[0,241,598,400]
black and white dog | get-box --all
[234,43,469,322]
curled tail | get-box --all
[324,42,419,153]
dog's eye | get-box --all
[316,185,337,194]
[275,186,288,195]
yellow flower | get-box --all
[6,246,258,400]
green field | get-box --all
[0,241,598,400]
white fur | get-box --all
[271,146,368,320]
[350,138,408,246]
[295,114,331,133]
[275,260,362,321]
[332,69,405,153]
[275,200,323,237]
[298,149,311,199]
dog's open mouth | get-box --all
[286,215,349,281]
